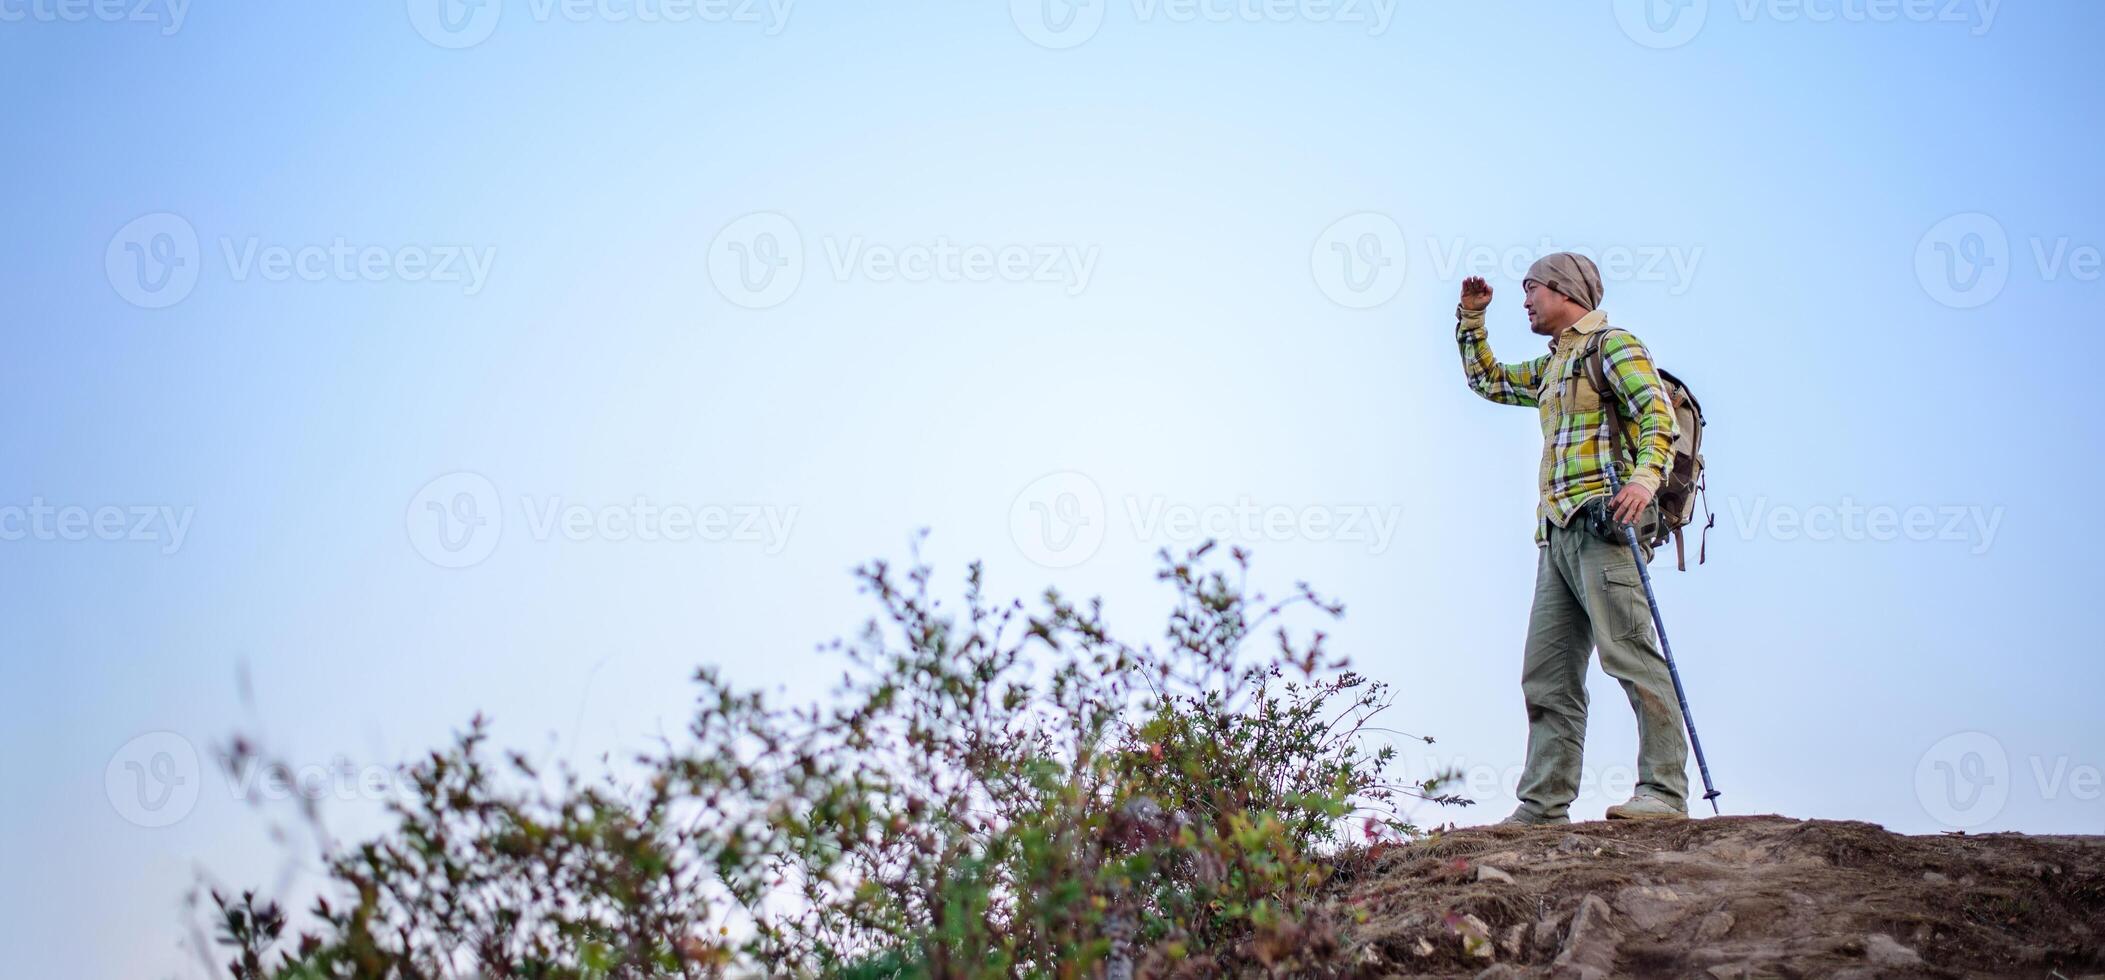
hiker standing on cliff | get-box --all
[1455,253,1691,823]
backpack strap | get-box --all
[1696,475,1714,566]
[1582,330,1633,479]
[1672,475,1716,572]
[1590,327,1717,570]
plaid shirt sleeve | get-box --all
[1596,328,1678,493]
[1455,306,1548,407]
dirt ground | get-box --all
[1322,815,2105,979]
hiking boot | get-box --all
[1497,807,1569,826]
[1605,794,1687,821]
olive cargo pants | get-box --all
[1516,520,1690,820]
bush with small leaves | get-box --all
[210,540,1458,979]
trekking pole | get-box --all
[1604,467,1722,815]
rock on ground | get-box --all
[1323,814,2105,978]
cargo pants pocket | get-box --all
[1591,549,1654,643]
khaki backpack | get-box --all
[1583,331,1713,570]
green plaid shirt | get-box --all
[1455,306,1678,545]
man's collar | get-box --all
[1549,310,1609,350]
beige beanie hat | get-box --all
[1524,252,1604,311]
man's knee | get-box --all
[1598,635,1673,688]
[1522,683,1586,724]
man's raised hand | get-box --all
[1460,276,1493,312]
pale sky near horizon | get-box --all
[4,1,2102,976]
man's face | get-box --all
[1523,280,1577,336]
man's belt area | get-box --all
[1571,494,1661,559]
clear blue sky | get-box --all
[4,2,2100,975]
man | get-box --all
[1454,252,1690,823]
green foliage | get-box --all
[212,540,1451,978]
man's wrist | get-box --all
[1628,471,1662,495]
